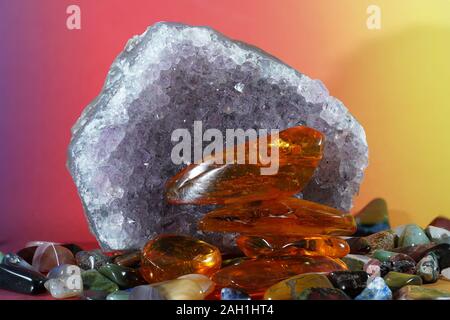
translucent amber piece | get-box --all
[166,126,324,205]
[237,235,350,258]
[200,198,356,236]
[264,273,334,300]
[140,235,221,283]
[212,256,347,294]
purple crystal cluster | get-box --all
[67,22,368,251]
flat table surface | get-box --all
[0,240,98,300]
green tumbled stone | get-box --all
[384,272,422,292]
[82,289,109,300]
[417,253,440,283]
[395,285,450,300]
[99,264,146,289]
[372,250,397,262]
[106,290,130,300]
[81,269,119,294]
[0,252,4,263]
[399,224,430,248]
[342,254,371,271]
[356,198,389,225]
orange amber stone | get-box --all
[140,235,221,283]
[212,256,347,294]
[237,235,350,258]
[199,198,356,236]
[165,126,324,205]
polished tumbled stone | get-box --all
[129,279,205,300]
[177,274,215,296]
[417,253,440,283]
[45,278,83,299]
[383,272,422,292]
[81,269,119,293]
[32,244,76,273]
[328,271,369,298]
[264,273,334,300]
[296,287,351,300]
[354,198,390,236]
[428,216,450,231]
[342,254,371,271]
[82,290,109,300]
[67,22,368,252]
[113,251,141,268]
[0,264,47,295]
[354,277,392,300]
[363,259,382,278]
[0,251,3,263]
[380,260,416,277]
[372,249,396,262]
[365,230,397,253]
[398,224,430,248]
[2,253,38,272]
[221,288,251,300]
[106,290,131,300]
[441,267,450,280]
[425,226,450,245]
[395,285,450,300]
[393,243,449,269]
[61,244,84,256]
[75,250,112,270]
[99,264,145,289]
[345,237,371,255]
[45,264,83,299]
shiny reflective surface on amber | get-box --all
[165,126,324,205]
[212,256,347,294]
[140,235,221,284]
[200,198,356,236]
[237,235,350,258]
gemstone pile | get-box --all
[1,123,450,299]
[0,212,449,300]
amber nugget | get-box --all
[212,256,347,294]
[200,197,356,236]
[237,235,350,258]
[140,235,221,283]
[166,126,324,205]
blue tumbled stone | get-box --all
[220,288,251,300]
[355,277,392,300]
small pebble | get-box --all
[398,224,430,248]
[383,271,422,292]
[106,290,131,300]
[328,271,369,298]
[441,267,450,280]
[221,288,251,300]
[354,277,392,300]
[76,250,112,270]
[416,253,440,283]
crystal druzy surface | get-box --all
[68,22,368,251]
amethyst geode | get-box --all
[68,22,368,251]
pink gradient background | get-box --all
[1,0,449,253]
